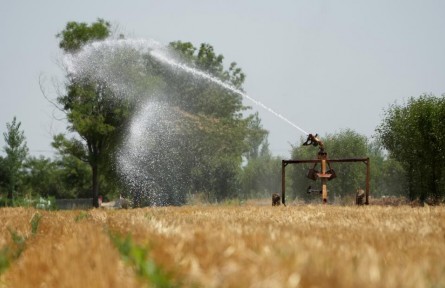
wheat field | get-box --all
[0,204,444,288]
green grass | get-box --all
[109,232,177,288]
[74,211,91,222]
[0,247,11,274]
[0,213,43,275]
[30,213,42,235]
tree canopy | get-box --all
[57,19,110,52]
[376,94,445,202]
[2,117,28,202]
[55,19,130,207]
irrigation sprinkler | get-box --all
[281,134,370,205]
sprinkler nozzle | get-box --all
[303,133,324,148]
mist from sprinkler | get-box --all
[63,38,309,205]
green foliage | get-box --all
[0,247,10,274]
[22,155,91,200]
[51,139,92,198]
[56,19,130,207]
[126,41,266,205]
[110,233,177,287]
[23,156,59,197]
[289,130,366,201]
[74,211,91,222]
[56,19,110,52]
[0,156,9,205]
[0,228,26,275]
[376,94,445,201]
[168,42,264,201]
[0,156,6,189]
[366,142,406,198]
[289,129,405,202]
[241,139,282,198]
[169,42,245,89]
[2,117,28,202]
[30,213,42,235]
[55,20,265,205]
[0,214,44,275]
[244,113,269,161]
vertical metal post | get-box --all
[282,160,286,205]
[321,157,328,204]
[365,158,370,205]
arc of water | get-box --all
[150,51,309,136]
[64,38,309,136]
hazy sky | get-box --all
[1,1,444,158]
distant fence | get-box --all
[55,198,93,210]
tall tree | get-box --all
[56,19,129,207]
[165,42,266,202]
[376,94,445,202]
[2,117,28,202]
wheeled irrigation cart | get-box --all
[281,134,370,205]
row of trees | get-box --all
[1,102,443,205]
[1,18,443,206]
[0,117,94,206]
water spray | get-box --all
[64,38,309,135]
[150,51,309,136]
[64,38,317,206]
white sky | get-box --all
[1,0,444,158]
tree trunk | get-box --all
[7,175,14,206]
[7,188,13,206]
[7,186,13,200]
[92,162,99,208]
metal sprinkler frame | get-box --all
[281,134,370,205]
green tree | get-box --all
[56,19,130,207]
[23,156,58,198]
[2,117,29,202]
[22,155,92,200]
[244,113,269,161]
[57,19,110,52]
[53,153,92,199]
[164,42,265,202]
[122,41,267,205]
[241,139,282,198]
[366,141,406,198]
[376,94,445,202]
[0,156,6,199]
